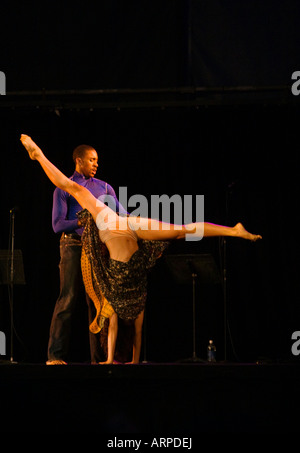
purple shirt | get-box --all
[52,171,125,236]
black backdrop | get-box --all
[1,104,299,363]
[2,0,300,91]
[1,1,300,364]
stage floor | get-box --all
[1,361,299,432]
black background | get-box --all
[1,0,300,364]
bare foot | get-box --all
[98,360,121,365]
[20,134,42,160]
[233,223,262,241]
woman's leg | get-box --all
[130,310,144,364]
[201,222,262,241]
[20,135,105,220]
[21,135,262,243]
[131,217,262,242]
[99,312,118,365]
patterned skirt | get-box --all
[78,209,169,333]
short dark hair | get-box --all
[72,144,96,163]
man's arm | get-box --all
[52,188,80,233]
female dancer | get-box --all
[20,134,261,364]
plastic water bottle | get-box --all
[207,340,216,362]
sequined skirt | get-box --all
[78,209,169,332]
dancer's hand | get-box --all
[20,134,42,160]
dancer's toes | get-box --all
[20,134,41,160]
[252,233,262,242]
[98,359,115,365]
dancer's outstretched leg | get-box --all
[20,134,105,221]
[21,135,262,242]
[196,221,262,241]
[131,217,262,242]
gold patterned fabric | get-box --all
[81,247,115,333]
[78,209,169,333]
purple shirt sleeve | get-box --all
[52,189,79,233]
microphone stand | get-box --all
[223,186,230,362]
[187,260,203,362]
[222,180,238,362]
[223,236,227,361]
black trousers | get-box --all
[47,236,102,362]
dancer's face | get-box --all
[78,150,98,178]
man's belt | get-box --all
[61,232,82,241]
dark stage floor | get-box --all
[1,361,299,432]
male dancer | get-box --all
[47,144,126,364]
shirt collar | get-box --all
[73,170,92,181]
